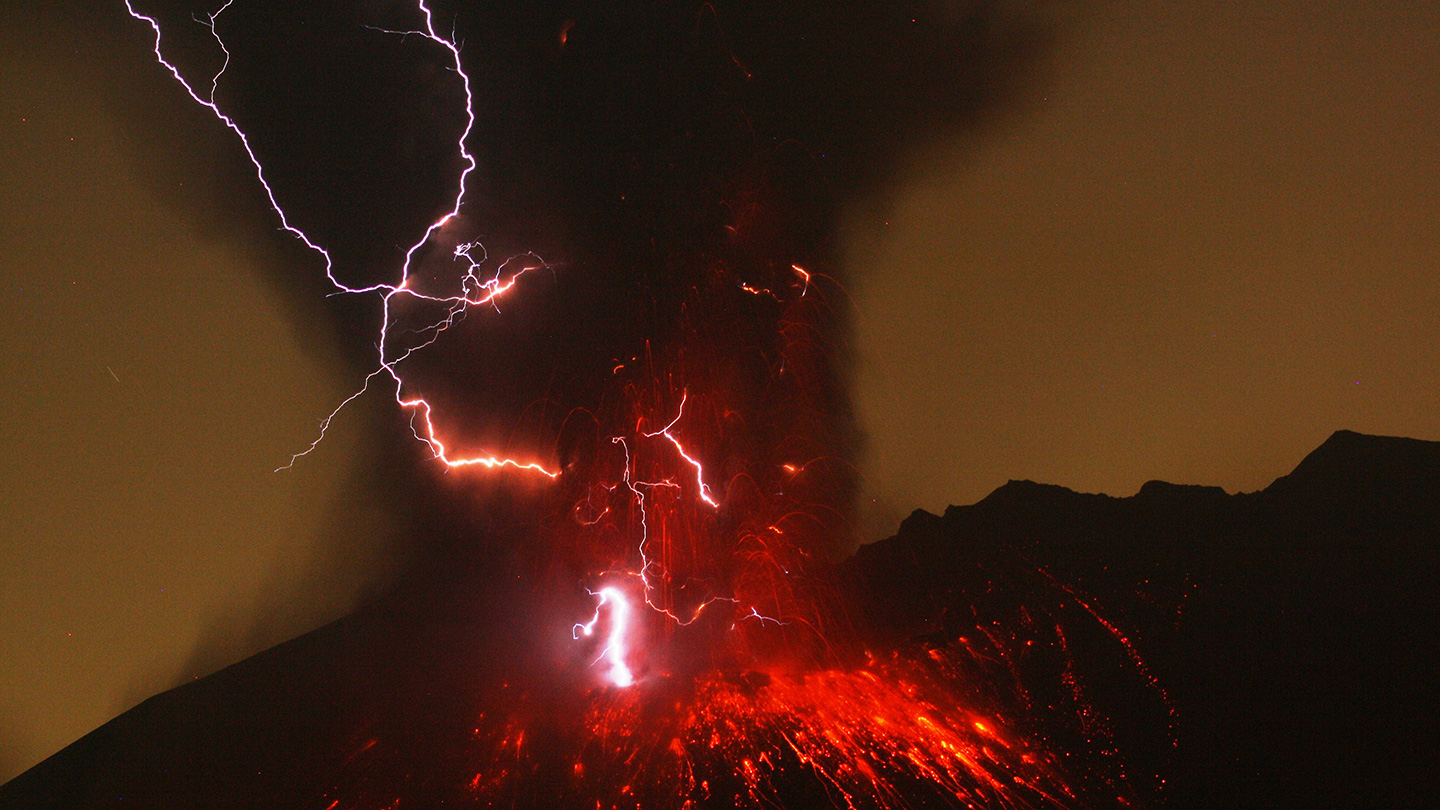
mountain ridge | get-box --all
[842,429,1440,810]
[5,430,1437,809]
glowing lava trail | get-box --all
[123,3,1152,807]
[125,0,557,479]
[125,0,780,687]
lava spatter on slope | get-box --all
[108,2,1144,807]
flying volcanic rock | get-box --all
[3,430,1436,810]
[841,430,1440,810]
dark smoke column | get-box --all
[0,3,1098,809]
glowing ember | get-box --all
[322,651,1084,810]
[123,3,1155,806]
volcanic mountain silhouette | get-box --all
[844,430,1440,809]
[4,430,1436,809]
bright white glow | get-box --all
[574,586,634,688]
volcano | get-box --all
[3,430,1436,809]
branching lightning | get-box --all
[125,0,557,479]
[641,390,719,508]
[126,5,1149,805]
[607,434,738,634]
[126,0,769,685]
[574,586,634,688]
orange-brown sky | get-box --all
[0,5,400,781]
[2,0,1437,785]
[851,0,1439,533]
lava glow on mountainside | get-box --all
[124,1,1156,807]
[320,655,1083,810]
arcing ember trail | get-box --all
[123,2,1153,807]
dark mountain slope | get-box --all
[844,430,1440,810]
[5,431,1436,809]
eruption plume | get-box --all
[119,1,1161,806]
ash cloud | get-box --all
[106,0,1055,702]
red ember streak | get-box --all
[123,4,1157,807]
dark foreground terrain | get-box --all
[4,430,1437,809]
[844,430,1440,809]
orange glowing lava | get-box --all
[442,655,1080,810]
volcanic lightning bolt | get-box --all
[641,391,719,508]
[126,2,1165,806]
[125,0,747,683]
[573,586,635,688]
[125,0,557,479]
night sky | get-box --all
[2,0,1438,786]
